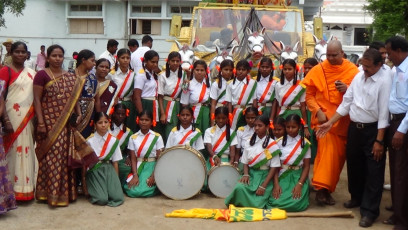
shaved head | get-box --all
[326,40,344,65]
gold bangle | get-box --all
[298,182,303,186]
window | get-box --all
[71,4,102,12]
[170,6,194,14]
[132,5,161,13]
[181,20,190,27]
[130,19,161,35]
[70,19,104,34]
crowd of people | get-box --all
[0,35,407,229]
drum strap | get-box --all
[137,135,159,175]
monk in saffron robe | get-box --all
[302,40,359,205]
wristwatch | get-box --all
[375,139,384,145]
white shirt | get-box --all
[180,78,210,105]
[240,136,281,168]
[99,50,116,68]
[236,125,254,149]
[24,58,36,70]
[166,125,205,150]
[135,69,157,98]
[128,130,164,158]
[274,78,305,106]
[204,125,237,155]
[209,78,229,104]
[158,69,183,97]
[225,77,256,105]
[277,135,311,167]
[87,132,122,162]
[256,76,276,102]
[337,66,392,129]
[131,46,150,74]
[108,68,133,101]
[389,57,408,133]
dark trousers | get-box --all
[346,122,385,220]
[387,118,408,230]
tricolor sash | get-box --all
[164,73,183,122]
[108,70,134,115]
[278,80,305,115]
[178,129,202,146]
[248,141,280,169]
[279,140,310,179]
[115,128,133,151]
[231,78,257,129]
[192,82,209,120]
[90,134,120,171]
[136,133,159,175]
[209,128,237,166]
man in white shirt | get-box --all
[128,39,139,53]
[24,51,36,70]
[99,39,118,69]
[317,48,392,228]
[131,35,153,73]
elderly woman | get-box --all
[0,41,37,201]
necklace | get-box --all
[48,68,65,99]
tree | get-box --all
[0,0,26,28]
[364,0,408,41]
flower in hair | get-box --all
[126,109,130,117]
[109,107,115,115]
[189,65,193,70]
[216,65,220,72]
[207,67,210,74]
[279,65,283,70]
[228,113,233,124]
[269,121,275,129]
[242,109,246,116]
[210,113,215,120]
[296,64,300,72]
[257,62,261,68]
[152,120,157,127]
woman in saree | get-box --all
[95,58,117,114]
[0,41,37,201]
[74,49,100,139]
[33,45,97,207]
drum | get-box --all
[155,146,206,200]
[208,163,240,198]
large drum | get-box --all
[208,163,240,198]
[155,146,206,200]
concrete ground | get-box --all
[1,161,393,230]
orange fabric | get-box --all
[312,132,347,192]
[302,59,358,192]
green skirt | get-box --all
[279,108,302,119]
[141,99,165,142]
[86,163,124,207]
[122,100,138,133]
[266,168,309,212]
[162,98,180,143]
[118,158,131,186]
[123,162,159,198]
[195,105,210,136]
[224,168,273,208]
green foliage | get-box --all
[0,0,26,27]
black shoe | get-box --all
[359,216,374,228]
[343,199,360,208]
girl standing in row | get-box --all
[134,50,160,133]
[209,59,234,126]
[108,49,136,131]
[226,60,257,130]
[253,57,278,118]
[158,52,185,140]
[180,60,211,134]
[271,58,309,138]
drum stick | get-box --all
[286,211,354,218]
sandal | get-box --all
[324,192,336,206]
[315,189,327,205]
[383,216,396,225]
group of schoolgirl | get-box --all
[83,49,314,212]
